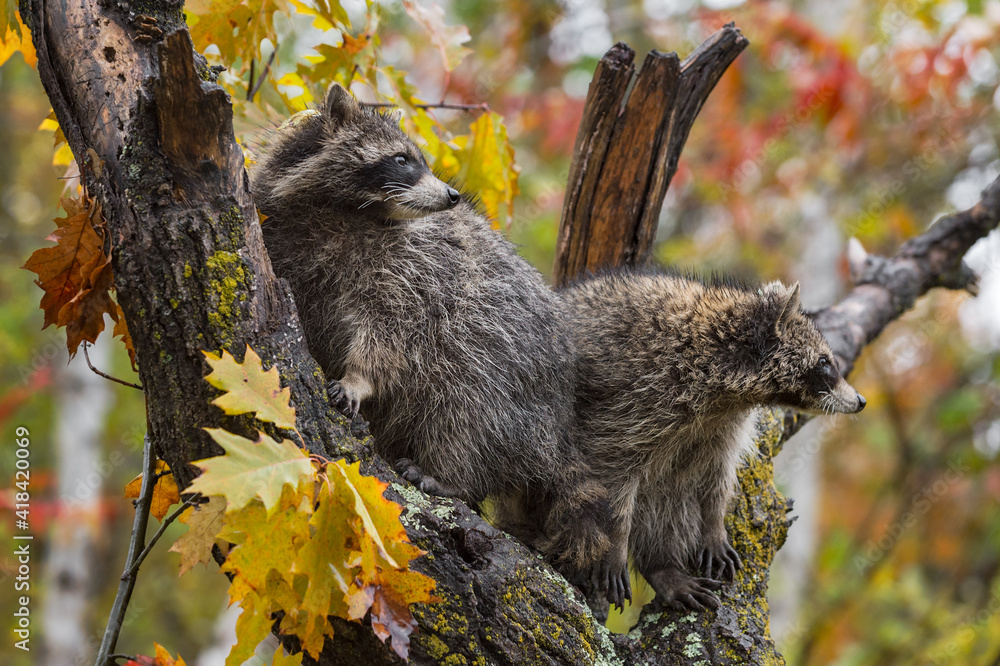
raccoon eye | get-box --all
[818,356,836,377]
[394,154,408,166]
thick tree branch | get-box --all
[814,176,1000,376]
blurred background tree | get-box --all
[1,0,998,664]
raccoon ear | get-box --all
[324,83,360,126]
[775,282,801,335]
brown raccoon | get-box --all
[562,270,865,613]
[250,84,628,605]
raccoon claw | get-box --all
[698,542,742,582]
[590,561,631,610]
[648,568,723,613]
[327,380,360,418]
[663,577,723,612]
[613,569,632,608]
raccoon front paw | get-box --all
[395,458,427,485]
[698,540,742,583]
[327,379,362,418]
[647,567,723,612]
[394,458,461,499]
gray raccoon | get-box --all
[251,84,628,605]
[562,270,865,612]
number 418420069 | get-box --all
[14,426,30,524]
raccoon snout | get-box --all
[446,187,460,207]
[855,394,866,413]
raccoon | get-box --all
[562,270,865,613]
[251,84,628,605]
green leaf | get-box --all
[203,345,296,429]
[188,429,313,513]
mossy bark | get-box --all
[21,2,1000,664]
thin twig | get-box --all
[95,434,156,666]
[247,58,255,101]
[83,342,143,391]
[123,497,197,580]
[107,655,136,664]
[361,101,490,112]
[247,48,276,102]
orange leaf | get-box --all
[22,197,118,356]
[124,643,187,666]
[60,253,118,358]
[124,460,181,521]
[23,199,102,328]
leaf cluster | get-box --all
[167,346,438,662]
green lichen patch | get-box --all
[204,250,249,344]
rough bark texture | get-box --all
[21,2,1000,664]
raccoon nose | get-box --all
[855,394,866,413]
[446,187,460,206]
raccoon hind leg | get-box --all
[541,477,632,611]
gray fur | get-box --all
[251,84,624,602]
[562,269,865,612]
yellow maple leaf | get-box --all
[328,461,437,660]
[188,429,313,514]
[288,0,349,31]
[272,646,303,665]
[292,481,356,650]
[124,460,180,522]
[329,460,398,568]
[220,498,311,598]
[453,112,520,229]
[203,346,296,429]
[227,592,273,666]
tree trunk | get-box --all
[20,2,1000,664]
